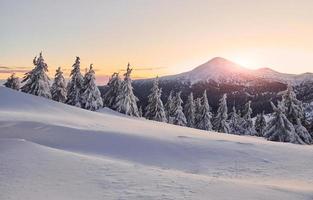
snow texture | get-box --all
[1,87,313,200]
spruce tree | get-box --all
[21,52,51,98]
[281,85,304,124]
[194,97,202,129]
[164,90,175,123]
[80,64,103,111]
[184,92,196,127]
[4,73,20,90]
[196,90,213,131]
[213,94,230,133]
[114,63,139,117]
[241,101,257,135]
[102,72,121,109]
[144,77,166,122]
[172,91,187,126]
[281,85,312,144]
[255,111,267,137]
[51,67,67,103]
[228,106,243,135]
[66,57,84,107]
[264,101,304,144]
[138,106,143,117]
[294,123,313,144]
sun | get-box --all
[229,54,260,69]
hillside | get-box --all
[1,87,313,200]
[130,57,313,115]
[148,57,313,85]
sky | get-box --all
[1,0,313,84]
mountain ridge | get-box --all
[136,57,313,85]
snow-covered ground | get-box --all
[0,86,313,200]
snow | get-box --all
[139,57,313,85]
[1,86,313,199]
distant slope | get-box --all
[1,87,313,200]
[136,57,313,85]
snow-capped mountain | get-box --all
[130,57,313,115]
[155,57,313,85]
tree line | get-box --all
[4,52,313,145]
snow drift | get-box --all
[0,87,313,200]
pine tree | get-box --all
[264,101,304,144]
[309,121,313,137]
[114,63,139,117]
[51,67,67,103]
[213,94,230,133]
[4,73,20,90]
[138,106,143,117]
[194,97,202,129]
[241,101,257,135]
[281,85,304,124]
[144,77,166,122]
[294,123,313,144]
[184,92,196,127]
[255,111,267,137]
[102,72,121,109]
[280,85,312,144]
[80,64,103,111]
[172,91,187,126]
[21,52,51,98]
[164,90,175,123]
[228,106,244,135]
[66,57,84,107]
[196,90,212,131]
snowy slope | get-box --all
[140,57,313,85]
[1,87,313,200]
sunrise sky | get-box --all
[1,0,313,83]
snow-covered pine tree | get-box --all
[114,63,139,117]
[255,111,267,137]
[164,90,175,123]
[280,85,312,144]
[4,73,20,90]
[309,120,313,137]
[294,123,313,144]
[228,106,243,135]
[102,72,121,109]
[241,100,257,135]
[194,97,202,129]
[264,101,304,144]
[144,77,166,122]
[138,106,143,117]
[196,90,213,131]
[51,67,67,103]
[80,64,103,111]
[21,52,51,98]
[213,94,230,133]
[66,57,84,107]
[281,85,304,124]
[172,91,187,126]
[184,92,196,127]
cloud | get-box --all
[0,66,30,74]
[118,66,168,72]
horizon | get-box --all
[0,55,312,85]
[1,0,313,83]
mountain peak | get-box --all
[208,57,232,63]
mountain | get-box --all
[156,57,313,85]
[131,57,313,116]
[1,87,313,199]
